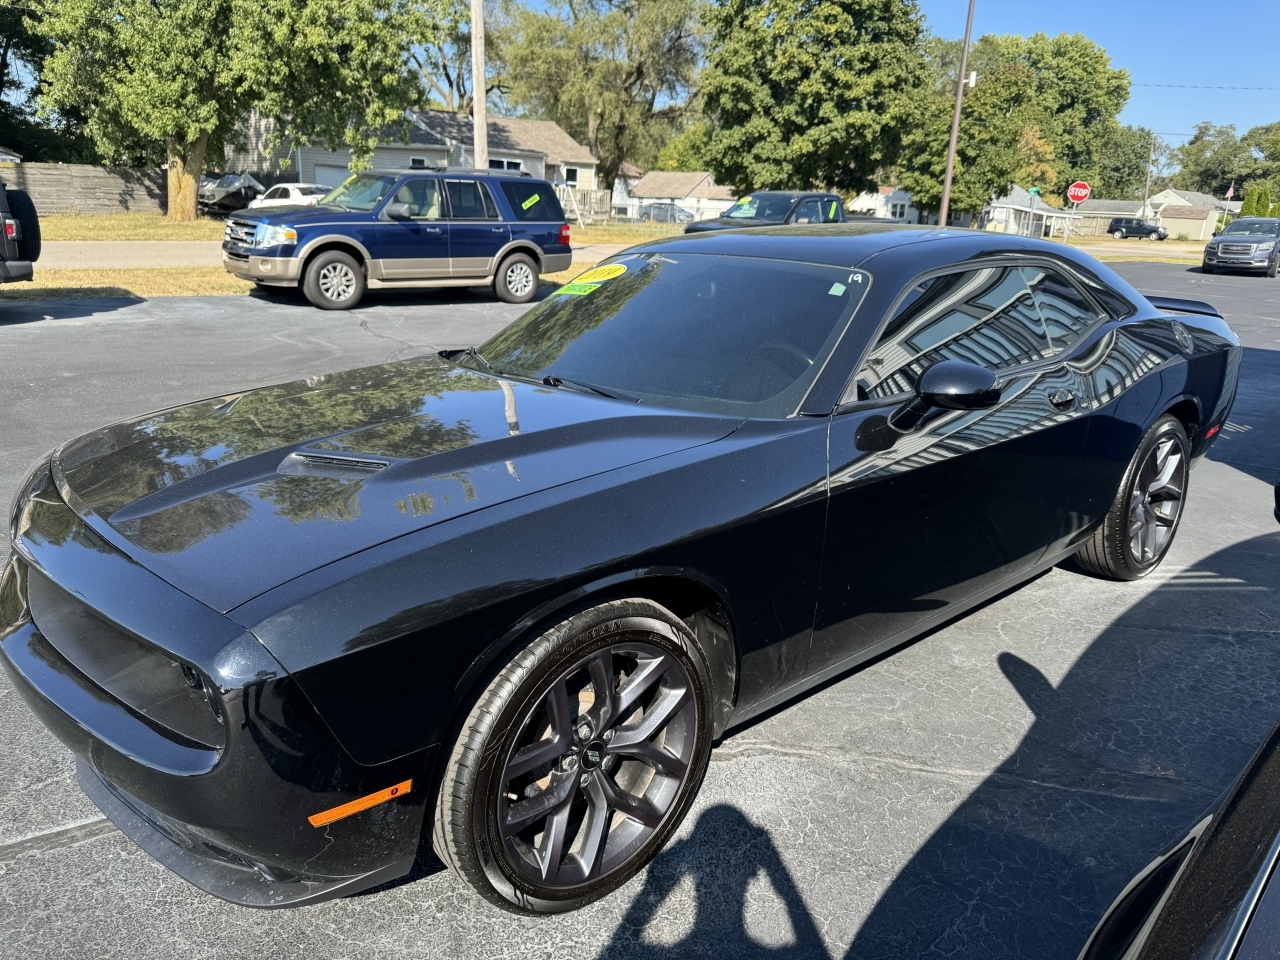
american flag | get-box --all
[1226,182,1235,200]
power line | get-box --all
[1136,83,1280,91]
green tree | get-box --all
[1239,186,1258,217]
[410,0,508,112]
[699,0,924,193]
[502,0,704,189]
[655,121,712,171]
[34,0,435,219]
[1172,123,1254,197]
[1256,186,1272,219]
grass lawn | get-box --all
[542,262,596,287]
[571,222,684,245]
[0,267,252,299]
[40,212,227,241]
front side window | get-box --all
[263,187,287,200]
[389,178,443,219]
[320,174,398,212]
[791,199,822,224]
[468,253,870,418]
[849,266,1051,403]
[724,194,796,221]
[446,179,496,219]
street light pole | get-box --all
[938,0,976,228]
[470,0,488,171]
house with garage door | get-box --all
[225,110,599,192]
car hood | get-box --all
[52,357,743,613]
[228,205,364,227]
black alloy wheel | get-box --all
[1076,414,1190,580]
[433,599,712,913]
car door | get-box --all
[446,179,508,278]
[376,177,450,280]
[809,261,1092,676]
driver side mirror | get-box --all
[384,201,412,220]
[856,360,1001,452]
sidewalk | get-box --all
[40,240,629,271]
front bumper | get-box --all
[1204,250,1275,271]
[1,469,433,907]
[222,249,302,286]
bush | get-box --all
[1176,232,1190,241]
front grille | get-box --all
[1221,243,1253,255]
[224,218,257,245]
[26,569,226,749]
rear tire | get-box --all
[494,252,539,304]
[1075,415,1189,580]
[432,598,713,914]
[6,189,40,262]
[1113,230,1125,239]
[303,250,364,310]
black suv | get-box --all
[683,191,846,233]
[0,181,40,283]
[1107,217,1167,240]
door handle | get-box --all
[1049,389,1076,410]
[492,227,506,233]
[425,227,442,234]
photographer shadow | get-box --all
[598,803,830,959]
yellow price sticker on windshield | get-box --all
[556,282,600,296]
[521,193,540,210]
[573,264,627,283]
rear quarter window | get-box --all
[499,181,565,222]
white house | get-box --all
[848,186,919,222]
[624,171,736,220]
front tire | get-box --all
[432,599,713,914]
[1075,414,1190,580]
[1202,263,1214,274]
[303,250,365,310]
[494,252,539,304]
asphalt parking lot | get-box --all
[1,262,1278,959]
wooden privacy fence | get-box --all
[0,162,166,215]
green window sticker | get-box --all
[557,282,600,296]
[521,193,540,210]
[829,201,838,219]
[828,282,846,296]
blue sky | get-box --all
[917,0,1278,144]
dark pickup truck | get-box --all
[0,182,40,283]
[221,169,572,310]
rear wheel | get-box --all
[1076,415,1189,580]
[6,188,40,262]
[433,598,713,914]
[494,253,539,304]
[303,250,365,310]
[1113,230,1125,239]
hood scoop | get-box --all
[277,452,390,480]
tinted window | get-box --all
[471,253,870,417]
[1021,265,1100,351]
[850,266,1050,402]
[447,179,496,219]
[390,178,443,219]
[792,199,822,224]
[479,182,499,218]
[499,180,565,221]
[822,198,843,223]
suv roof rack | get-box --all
[393,166,534,178]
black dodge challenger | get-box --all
[2,224,1240,913]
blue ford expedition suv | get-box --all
[221,169,573,310]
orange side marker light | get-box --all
[307,779,412,828]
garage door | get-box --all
[314,165,353,188]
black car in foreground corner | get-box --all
[683,190,846,232]
[3,224,1240,914]
[1203,217,1280,277]
[1079,714,1280,960]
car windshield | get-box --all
[300,186,327,195]
[724,195,797,222]
[468,253,870,417]
[320,174,398,211]
[1221,220,1280,237]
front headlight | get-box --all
[9,450,54,543]
[1257,241,1276,252]
[256,224,297,248]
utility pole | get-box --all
[1141,132,1155,219]
[938,0,977,228]
[470,0,488,171]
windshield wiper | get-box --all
[542,376,640,403]
[464,346,497,375]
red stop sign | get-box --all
[1067,181,1091,204]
